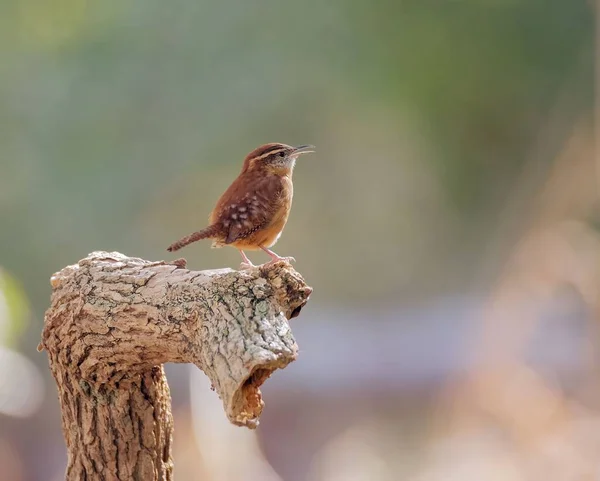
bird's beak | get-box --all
[292,144,316,156]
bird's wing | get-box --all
[215,176,284,245]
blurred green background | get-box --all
[1,1,598,480]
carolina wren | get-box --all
[167,143,315,268]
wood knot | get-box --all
[259,264,312,320]
[170,258,187,269]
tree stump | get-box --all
[39,251,312,481]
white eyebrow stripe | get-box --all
[252,149,286,161]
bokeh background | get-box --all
[1,1,599,480]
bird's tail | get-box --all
[167,225,220,252]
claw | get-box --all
[265,256,295,265]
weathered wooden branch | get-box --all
[40,251,312,481]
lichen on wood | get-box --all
[40,251,312,481]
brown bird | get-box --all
[167,143,315,268]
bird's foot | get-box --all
[265,255,295,265]
[259,247,295,266]
[238,250,256,270]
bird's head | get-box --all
[242,143,315,174]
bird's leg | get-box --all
[260,246,295,265]
[238,250,255,270]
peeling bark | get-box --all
[40,251,312,481]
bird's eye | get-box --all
[279,152,285,157]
